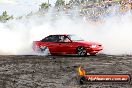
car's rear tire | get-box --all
[39,46,51,55]
[39,46,48,52]
[76,46,87,56]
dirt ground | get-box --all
[0,54,132,88]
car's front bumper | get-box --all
[86,46,103,54]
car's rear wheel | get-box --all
[39,46,51,55]
[39,46,48,52]
[76,46,87,56]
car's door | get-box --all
[58,35,75,54]
[40,35,60,53]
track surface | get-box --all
[0,54,132,88]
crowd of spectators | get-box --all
[59,0,132,21]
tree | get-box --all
[55,0,65,7]
[0,11,13,22]
[1,11,8,20]
[40,2,50,10]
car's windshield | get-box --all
[68,35,84,41]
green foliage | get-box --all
[40,2,50,9]
[0,11,13,22]
[55,0,65,7]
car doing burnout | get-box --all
[33,34,103,56]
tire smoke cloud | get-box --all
[0,11,132,55]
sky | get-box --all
[0,0,58,17]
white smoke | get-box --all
[0,11,132,55]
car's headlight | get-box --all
[91,45,97,48]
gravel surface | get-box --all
[0,54,132,88]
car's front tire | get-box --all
[76,46,87,56]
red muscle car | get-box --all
[33,34,103,56]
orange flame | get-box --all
[77,66,86,76]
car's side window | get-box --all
[41,35,52,42]
[58,36,64,42]
[52,35,60,42]
[58,35,71,42]
[63,36,71,42]
[41,35,59,42]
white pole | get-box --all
[48,0,49,5]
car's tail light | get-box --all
[32,42,39,50]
